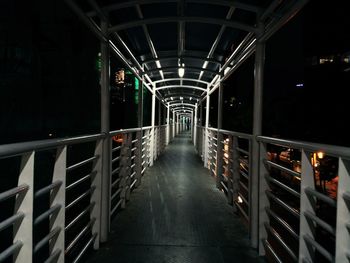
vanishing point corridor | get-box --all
[87,132,262,263]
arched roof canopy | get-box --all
[70,0,310,107]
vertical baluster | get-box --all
[91,141,102,248]
[335,158,350,262]
[299,149,315,262]
[13,151,35,263]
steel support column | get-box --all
[100,21,111,242]
[216,80,223,189]
[194,105,198,147]
[150,87,156,166]
[251,41,265,248]
[166,104,170,145]
[204,89,210,168]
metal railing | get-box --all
[196,125,350,263]
[0,125,171,263]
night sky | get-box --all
[1,0,349,146]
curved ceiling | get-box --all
[68,0,309,113]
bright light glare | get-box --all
[178,67,185,78]
[237,196,243,204]
[156,60,161,68]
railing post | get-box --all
[194,105,198,147]
[226,135,233,205]
[100,20,111,243]
[49,147,67,261]
[204,90,210,168]
[13,151,34,263]
[166,104,170,145]
[216,80,223,189]
[298,149,315,262]
[150,86,156,166]
[335,158,350,262]
[251,40,265,248]
[91,141,102,249]
[135,129,142,187]
[232,137,240,209]
[258,142,269,255]
[120,134,132,208]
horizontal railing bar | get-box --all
[65,203,95,231]
[266,191,300,218]
[236,147,249,155]
[265,160,301,178]
[265,175,300,198]
[239,170,249,180]
[34,227,61,253]
[0,134,103,159]
[264,222,298,262]
[132,139,138,144]
[72,233,97,263]
[0,184,29,203]
[111,199,123,215]
[66,187,95,210]
[112,167,120,175]
[109,127,141,136]
[131,155,136,160]
[221,181,228,192]
[216,128,253,139]
[305,187,336,207]
[258,136,350,159]
[304,211,336,235]
[235,202,249,221]
[131,147,137,152]
[111,178,121,188]
[66,156,99,172]
[343,191,350,203]
[65,219,96,254]
[130,163,136,169]
[0,241,23,262]
[266,207,299,240]
[239,181,248,192]
[112,156,121,164]
[303,234,333,262]
[263,239,282,263]
[111,189,122,201]
[130,172,136,178]
[141,167,147,174]
[142,135,147,139]
[35,181,62,198]
[66,171,96,191]
[112,146,122,152]
[0,212,25,232]
[44,249,61,263]
[130,179,137,189]
[238,192,248,205]
[34,204,61,226]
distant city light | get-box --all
[296,83,304,87]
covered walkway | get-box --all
[87,132,262,263]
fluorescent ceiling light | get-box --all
[156,60,161,68]
[178,63,185,78]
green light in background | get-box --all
[134,77,139,90]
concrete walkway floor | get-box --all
[87,132,264,263]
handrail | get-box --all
[258,136,350,159]
[0,134,103,159]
